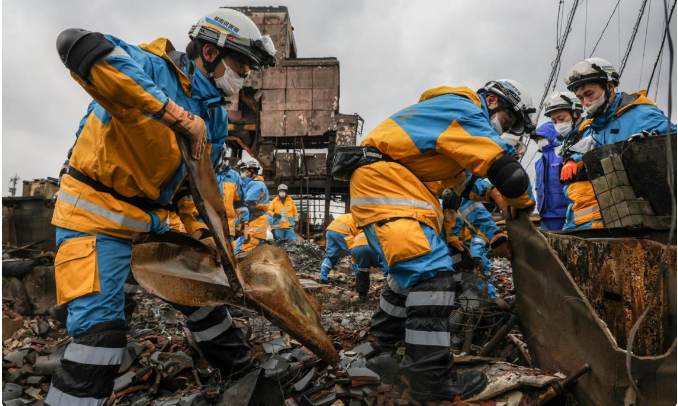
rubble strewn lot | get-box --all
[3,242,568,405]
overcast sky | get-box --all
[2,0,676,194]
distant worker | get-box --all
[320,213,381,299]
[350,80,536,400]
[542,91,587,230]
[216,150,249,241]
[532,121,568,230]
[560,58,676,228]
[48,8,275,405]
[235,160,270,254]
[268,184,298,240]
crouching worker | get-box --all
[268,184,299,240]
[349,80,536,400]
[48,8,275,405]
[320,213,358,283]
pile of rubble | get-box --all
[2,240,572,405]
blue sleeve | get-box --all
[464,202,500,242]
[469,234,487,259]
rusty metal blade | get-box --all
[131,232,235,307]
[176,134,242,297]
[238,244,340,365]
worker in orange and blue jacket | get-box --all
[215,152,249,241]
[47,9,276,405]
[268,184,299,240]
[235,160,270,254]
[560,58,676,229]
[351,80,536,401]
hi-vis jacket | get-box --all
[351,87,535,235]
[216,168,248,237]
[53,36,227,239]
[243,176,270,236]
[268,196,298,229]
[326,213,360,249]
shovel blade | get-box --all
[131,232,236,307]
[131,233,339,365]
[239,244,339,365]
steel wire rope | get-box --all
[647,0,676,90]
[619,0,651,76]
[638,0,653,88]
[589,0,622,57]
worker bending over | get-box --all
[48,9,275,405]
[349,80,535,400]
[235,160,270,254]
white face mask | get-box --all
[279,192,286,198]
[490,116,504,135]
[214,59,245,97]
[536,138,550,149]
[585,91,607,115]
[554,121,573,137]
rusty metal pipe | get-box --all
[478,314,518,357]
[537,364,592,405]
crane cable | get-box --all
[619,0,650,76]
[647,0,677,90]
[589,0,622,57]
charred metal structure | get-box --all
[224,7,362,236]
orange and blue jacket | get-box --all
[53,36,228,239]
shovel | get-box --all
[131,134,339,365]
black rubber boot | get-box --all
[408,370,487,401]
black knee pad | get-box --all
[56,28,114,80]
[487,155,530,199]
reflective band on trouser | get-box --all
[369,275,410,347]
[472,236,485,245]
[574,205,600,221]
[351,196,443,225]
[379,296,407,318]
[358,267,371,273]
[192,314,233,342]
[451,253,462,264]
[188,306,216,322]
[405,329,451,347]
[250,228,268,232]
[63,343,125,365]
[45,385,107,406]
[405,291,455,307]
[58,190,150,232]
[400,272,456,384]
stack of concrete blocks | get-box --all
[590,154,656,228]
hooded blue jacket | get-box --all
[534,122,568,220]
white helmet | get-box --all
[563,57,619,92]
[278,184,288,191]
[479,79,536,136]
[544,91,584,117]
[189,8,276,70]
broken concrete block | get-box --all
[113,370,136,393]
[600,157,615,174]
[291,347,314,363]
[637,200,655,215]
[2,277,32,315]
[4,351,26,367]
[606,172,620,189]
[23,265,57,314]
[216,368,262,406]
[610,186,624,204]
[591,176,609,193]
[615,202,630,219]
[263,336,291,354]
[2,383,23,402]
[27,376,45,386]
[616,170,630,186]
[611,154,625,171]
[596,190,613,209]
[347,367,380,387]
[2,313,24,341]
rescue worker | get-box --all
[268,184,299,240]
[542,91,589,230]
[48,9,275,405]
[216,151,249,241]
[533,121,568,230]
[351,80,536,400]
[320,213,359,283]
[235,160,270,254]
[560,58,676,229]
